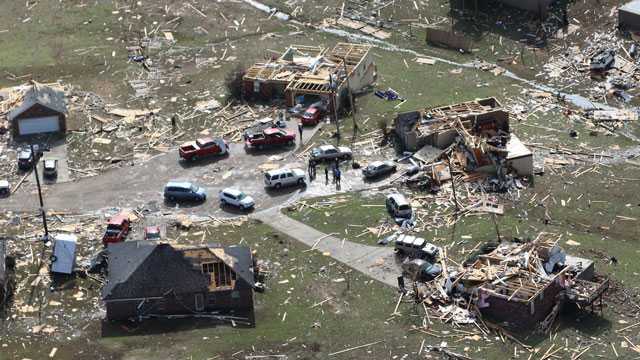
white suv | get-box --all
[219,188,255,209]
[264,168,306,189]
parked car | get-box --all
[0,179,9,197]
[386,193,412,218]
[245,128,296,149]
[102,213,131,245]
[309,145,352,163]
[144,226,161,241]
[402,258,442,281]
[395,234,439,259]
[219,188,255,210]
[264,168,306,189]
[362,160,397,179]
[179,137,228,161]
[164,181,207,202]
[301,106,323,126]
[17,149,36,171]
[43,159,58,178]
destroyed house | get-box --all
[242,43,376,114]
[6,84,67,137]
[102,241,256,324]
[394,98,533,176]
[460,234,608,331]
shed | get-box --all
[7,85,67,137]
[51,234,77,274]
[619,1,640,31]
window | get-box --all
[286,173,293,178]
[279,174,287,179]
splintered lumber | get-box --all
[328,341,383,356]
[304,233,338,251]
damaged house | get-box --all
[242,43,376,114]
[464,234,608,331]
[393,97,533,177]
[416,233,609,332]
[5,84,67,137]
[102,241,257,325]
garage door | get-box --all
[18,116,60,135]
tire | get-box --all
[192,155,198,162]
[297,178,304,185]
[220,199,226,206]
[169,196,176,202]
[50,255,58,263]
[275,183,282,189]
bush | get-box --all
[224,65,246,102]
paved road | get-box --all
[1,121,396,216]
[252,207,400,287]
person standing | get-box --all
[335,167,341,188]
[298,121,304,142]
[324,166,329,183]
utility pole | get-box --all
[341,56,358,137]
[30,143,49,244]
[330,75,340,140]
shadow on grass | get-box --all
[101,311,255,337]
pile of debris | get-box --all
[408,232,609,333]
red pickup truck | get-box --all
[245,128,296,149]
[301,106,323,125]
[179,137,228,161]
[102,213,131,245]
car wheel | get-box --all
[192,155,198,161]
[275,183,282,189]
[169,196,176,202]
[220,199,226,206]
[297,178,304,185]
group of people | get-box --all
[308,159,341,188]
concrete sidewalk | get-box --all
[252,207,400,288]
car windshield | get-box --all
[190,185,198,192]
[398,204,411,210]
[105,225,121,233]
[237,193,246,200]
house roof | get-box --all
[7,85,67,121]
[621,0,640,15]
[102,241,254,300]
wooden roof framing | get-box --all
[243,42,372,96]
[286,78,333,94]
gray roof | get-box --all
[7,85,67,121]
[102,241,254,300]
[621,0,640,14]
